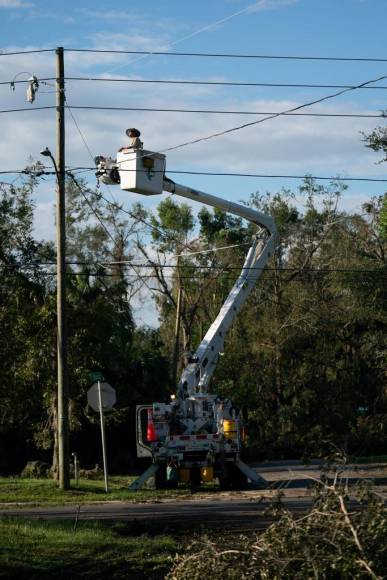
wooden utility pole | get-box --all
[55,46,70,490]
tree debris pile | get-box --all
[168,481,387,579]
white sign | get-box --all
[87,382,116,412]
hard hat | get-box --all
[125,128,141,137]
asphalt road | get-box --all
[1,462,386,532]
[0,496,319,532]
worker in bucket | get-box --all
[119,128,143,152]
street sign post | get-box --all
[90,371,104,383]
[87,381,116,493]
[87,382,116,412]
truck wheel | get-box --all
[228,463,248,489]
[167,480,178,489]
[154,465,167,489]
[218,475,231,490]
[219,464,248,490]
[155,465,169,489]
[190,466,201,487]
[155,466,179,489]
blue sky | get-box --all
[0,0,386,324]
[1,0,386,203]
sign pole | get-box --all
[97,380,109,493]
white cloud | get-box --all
[1,63,382,169]
[0,0,33,7]
[33,200,55,241]
[228,0,299,12]
[247,0,299,13]
[0,41,384,253]
[0,72,383,183]
[25,10,74,23]
[87,32,169,53]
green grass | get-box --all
[0,476,195,506]
[0,517,181,579]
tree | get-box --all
[202,179,386,458]
[0,172,171,474]
[380,194,387,240]
[135,198,206,385]
[56,177,170,471]
[363,123,387,240]
[168,478,387,579]
[133,198,250,389]
[0,169,56,472]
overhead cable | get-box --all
[67,105,385,119]
[63,76,387,90]
[0,49,55,56]
[1,168,387,183]
[0,47,385,63]
[20,262,386,273]
[64,97,96,161]
[0,104,384,120]
[70,175,187,245]
[159,171,387,183]
[0,106,55,114]
[65,48,387,63]
[160,72,387,153]
[2,270,384,281]
[63,95,127,218]
[0,77,55,85]
[69,168,387,183]
[67,173,116,245]
[2,76,387,90]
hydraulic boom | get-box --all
[95,142,276,489]
[162,178,276,399]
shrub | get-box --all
[168,479,387,579]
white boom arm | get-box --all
[162,178,277,399]
[95,150,276,400]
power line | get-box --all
[0,104,384,120]
[0,77,55,85]
[3,76,387,90]
[67,173,116,246]
[65,48,387,63]
[19,261,386,274]
[63,94,127,220]
[0,169,55,175]
[161,72,387,153]
[66,105,385,119]
[71,176,188,245]
[3,260,386,273]
[64,97,95,160]
[0,46,385,69]
[1,269,384,282]
[63,76,387,90]
[0,106,55,114]
[160,171,387,183]
[70,168,387,184]
[0,49,55,56]
[1,167,387,184]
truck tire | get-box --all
[229,463,248,489]
[154,465,167,489]
[219,463,248,490]
[155,466,178,489]
[190,466,202,487]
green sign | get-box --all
[90,371,104,382]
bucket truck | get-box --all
[95,140,276,489]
